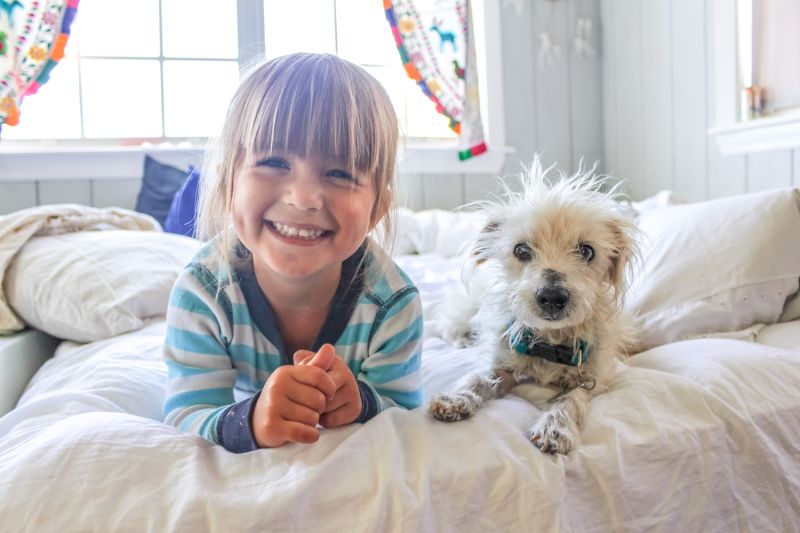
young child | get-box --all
[162,53,423,453]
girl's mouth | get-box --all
[266,220,332,240]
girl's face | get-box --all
[232,152,382,287]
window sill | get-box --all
[0,142,509,181]
[709,109,800,156]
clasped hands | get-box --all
[252,344,362,448]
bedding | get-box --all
[1,252,799,531]
[4,230,200,342]
[1,189,799,531]
[0,204,160,334]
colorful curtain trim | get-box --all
[384,0,487,161]
[0,0,79,130]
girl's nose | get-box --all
[284,175,323,211]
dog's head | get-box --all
[472,159,639,333]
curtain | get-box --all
[384,0,487,160]
[0,0,79,133]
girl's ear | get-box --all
[369,186,393,230]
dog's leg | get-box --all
[430,369,517,422]
[529,386,591,454]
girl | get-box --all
[162,53,423,453]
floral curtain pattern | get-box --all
[384,0,487,160]
[0,0,78,133]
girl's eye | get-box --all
[579,243,595,262]
[327,169,356,182]
[513,242,533,261]
[255,156,289,169]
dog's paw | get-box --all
[429,393,477,422]
[529,415,575,455]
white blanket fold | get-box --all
[0,204,159,333]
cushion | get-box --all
[4,230,201,342]
[135,156,191,227]
[164,167,200,237]
[626,187,800,350]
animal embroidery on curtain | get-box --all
[0,0,78,133]
[384,0,487,160]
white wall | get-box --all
[601,0,800,202]
[0,0,605,215]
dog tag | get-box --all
[578,372,596,391]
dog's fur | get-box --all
[429,159,639,454]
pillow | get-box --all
[626,187,800,350]
[135,156,192,227]
[3,230,201,342]
[164,167,200,237]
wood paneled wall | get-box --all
[601,0,800,202]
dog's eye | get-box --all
[579,243,595,262]
[513,242,533,261]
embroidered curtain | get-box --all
[384,0,487,160]
[0,0,78,133]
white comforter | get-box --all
[1,254,799,532]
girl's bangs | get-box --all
[248,63,381,176]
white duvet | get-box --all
[1,254,799,532]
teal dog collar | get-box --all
[510,327,590,367]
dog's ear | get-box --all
[606,215,639,305]
[472,221,501,265]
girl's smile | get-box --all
[265,220,333,242]
[232,152,383,285]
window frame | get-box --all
[0,0,506,176]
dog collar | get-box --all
[509,327,590,367]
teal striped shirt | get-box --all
[162,239,423,452]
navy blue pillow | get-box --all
[164,167,200,237]
[135,155,191,227]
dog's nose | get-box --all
[536,286,569,313]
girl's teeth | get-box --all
[273,222,325,239]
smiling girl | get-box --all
[162,53,423,452]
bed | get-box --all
[1,189,799,531]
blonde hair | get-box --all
[196,53,399,273]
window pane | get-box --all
[405,78,456,139]
[362,65,408,132]
[1,59,82,140]
[162,0,238,59]
[336,0,398,66]
[75,0,160,57]
[81,59,163,138]
[163,60,240,137]
[262,0,336,58]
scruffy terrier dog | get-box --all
[430,159,639,455]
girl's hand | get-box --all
[294,344,363,428]
[318,356,362,428]
[252,361,336,448]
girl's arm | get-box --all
[355,287,424,421]
[162,271,238,444]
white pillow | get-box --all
[4,231,201,342]
[626,187,800,350]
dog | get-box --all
[429,159,639,455]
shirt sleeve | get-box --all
[355,286,424,422]
[162,266,257,452]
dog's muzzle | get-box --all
[536,285,570,318]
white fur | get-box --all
[429,158,640,454]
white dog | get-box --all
[429,160,639,455]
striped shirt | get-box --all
[162,239,423,453]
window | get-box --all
[3,0,455,143]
